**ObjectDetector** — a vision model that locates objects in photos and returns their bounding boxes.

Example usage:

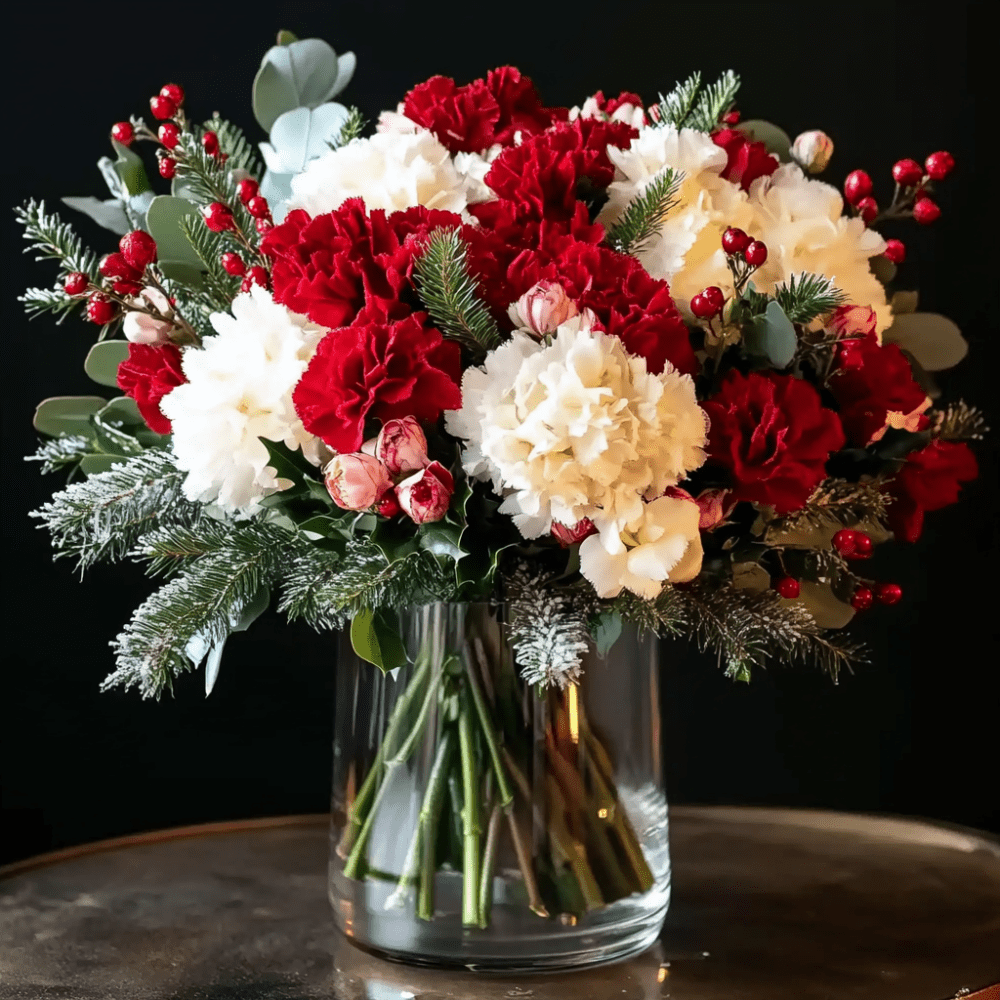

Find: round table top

[1,806,998,999]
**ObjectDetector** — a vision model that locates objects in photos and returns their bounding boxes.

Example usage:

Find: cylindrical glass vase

[329,603,669,971]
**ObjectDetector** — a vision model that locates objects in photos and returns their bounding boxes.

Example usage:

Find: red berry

[883,239,906,265]
[246,195,271,219]
[892,158,924,187]
[119,230,158,271]
[113,279,144,296]
[690,293,715,318]
[843,169,873,205]
[832,529,857,555]
[63,272,89,296]
[875,582,903,606]
[241,266,269,292]
[220,252,247,277]
[236,178,259,204]
[86,293,116,325]
[702,286,725,313]
[721,110,741,125]
[159,83,185,106]
[852,532,873,558]
[744,240,768,267]
[924,151,954,181]
[377,491,402,518]
[254,217,274,235]
[202,131,219,156]
[856,196,878,223]
[158,122,180,149]
[912,197,941,225]
[99,252,141,282]
[722,227,750,255]
[158,156,177,179]
[850,586,874,611]
[150,95,178,121]
[110,122,134,146]
[202,202,235,232]
[774,576,801,599]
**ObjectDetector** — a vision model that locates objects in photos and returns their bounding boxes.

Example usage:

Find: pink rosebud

[551,518,597,547]
[122,287,174,344]
[508,280,579,337]
[376,416,430,477]
[324,453,392,510]
[828,305,877,340]
[396,461,454,524]
[693,489,732,531]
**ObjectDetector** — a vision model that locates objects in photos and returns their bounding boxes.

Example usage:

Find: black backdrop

[2,2,997,867]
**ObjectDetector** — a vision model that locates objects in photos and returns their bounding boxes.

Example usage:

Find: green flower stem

[343,665,442,881]
[463,646,514,809]
[478,803,503,927]
[446,767,465,870]
[505,805,549,918]
[416,729,454,921]
[546,775,604,910]
[457,690,481,927]
[337,657,430,858]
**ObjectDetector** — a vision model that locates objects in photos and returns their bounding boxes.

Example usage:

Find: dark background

[2,2,997,867]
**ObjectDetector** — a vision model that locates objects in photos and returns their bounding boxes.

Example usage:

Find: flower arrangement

[18,32,983,937]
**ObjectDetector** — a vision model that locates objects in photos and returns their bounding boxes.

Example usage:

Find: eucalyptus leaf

[252,39,345,132]
[792,581,855,629]
[204,586,271,695]
[90,414,144,458]
[261,103,350,175]
[62,196,130,235]
[890,290,919,315]
[275,29,298,46]
[884,312,968,371]
[80,454,125,476]
[590,609,623,657]
[98,140,151,199]
[259,170,294,221]
[350,607,407,674]
[99,396,144,427]
[84,341,130,388]
[737,119,792,161]
[731,560,771,593]
[745,300,797,368]
[870,254,897,285]
[331,51,356,97]
[34,396,107,438]
[145,195,205,281]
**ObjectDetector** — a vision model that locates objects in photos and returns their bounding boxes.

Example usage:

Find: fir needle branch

[605,167,683,256]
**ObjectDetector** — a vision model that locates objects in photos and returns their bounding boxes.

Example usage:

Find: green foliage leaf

[61,196,131,235]
[884,312,968,371]
[351,607,407,674]
[33,396,107,438]
[791,581,855,629]
[102,140,152,197]
[590,609,623,657]
[253,38,352,132]
[79,454,125,475]
[745,300,797,368]
[260,103,351,174]
[84,341,129,388]
[146,196,205,282]
[736,120,792,161]
[870,254,897,286]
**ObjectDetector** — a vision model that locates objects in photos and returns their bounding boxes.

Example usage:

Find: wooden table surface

[1,806,998,999]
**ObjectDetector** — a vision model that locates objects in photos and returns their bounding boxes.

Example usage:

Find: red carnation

[480,118,637,223]
[712,128,779,191]
[467,229,696,375]
[884,440,978,542]
[261,201,463,328]
[116,342,185,435]
[293,312,462,453]
[485,66,564,144]
[828,333,929,445]
[402,75,500,154]
[702,371,846,514]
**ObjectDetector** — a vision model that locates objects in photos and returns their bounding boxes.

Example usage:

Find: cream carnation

[580,493,703,599]
[287,130,469,216]
[445,314,708,540]
[161,287,326,514]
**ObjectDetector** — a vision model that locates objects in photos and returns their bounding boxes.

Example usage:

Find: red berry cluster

[66,230,159,325]
[690,285,725,319]
[843,150,954,233]
[830,529,903,611]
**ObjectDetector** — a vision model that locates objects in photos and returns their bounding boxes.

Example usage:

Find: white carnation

[161,287,327,514]
[445,314,708,540]
[287,130,470,217]
[580,494,703,600]
[452,144,502,205]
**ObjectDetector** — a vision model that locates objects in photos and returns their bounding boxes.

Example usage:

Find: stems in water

[457,689,481,926]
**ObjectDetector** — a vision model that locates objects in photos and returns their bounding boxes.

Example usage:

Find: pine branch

[20,286,81,323]
[932,401,989,441]
[687,71,741,132]
[30,451,199,571]
[25,435,92,475]
[413,228,503,356]
[507,564,593,689]
[773,273,847,325]
[177,214,241,312]
[651,72,702,128]
[605,167,683,256]
[130,519,234,577]
[613,587,685,637]
[104,521,286,699]
[337,106,366,144]
[768,479,890,535]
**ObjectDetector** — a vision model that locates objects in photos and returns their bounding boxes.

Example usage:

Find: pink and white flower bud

[508,281,579,337]
[122,287,174,344]
[376,416,430,476]
[324,453,392,510]
[396,461,454,524]
[829,304,878,341]
[550,518,597,547]
[693,489,732,531]
[791,130,834,174]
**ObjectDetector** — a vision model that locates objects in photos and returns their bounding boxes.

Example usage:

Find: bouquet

[18,32,983,936]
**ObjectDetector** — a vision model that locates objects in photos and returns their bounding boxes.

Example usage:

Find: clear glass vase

[329,603,669,971]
